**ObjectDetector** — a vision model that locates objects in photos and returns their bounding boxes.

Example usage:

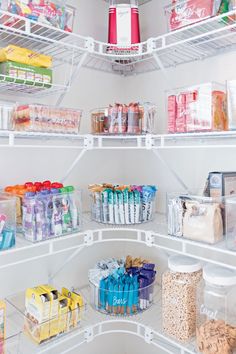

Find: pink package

[169,0,215,31]
[168,95,177,133]
[185,91,198,132]
[176,93,186,133]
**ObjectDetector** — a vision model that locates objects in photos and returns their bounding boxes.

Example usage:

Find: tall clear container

[0,193,16,251]
[162,255,202,342]
[196,265,236,354]
[167,82,228,133]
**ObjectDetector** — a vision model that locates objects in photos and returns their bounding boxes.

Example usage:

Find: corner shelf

[4,285,197,354]
[0,213,235,271]
[1,9,236,77]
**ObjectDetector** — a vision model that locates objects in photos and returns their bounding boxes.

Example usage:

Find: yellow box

[58,296,69,334]
[25,287,51,344]
[40,285,59,338]
[62,288,83,329]
[0,301,6,354]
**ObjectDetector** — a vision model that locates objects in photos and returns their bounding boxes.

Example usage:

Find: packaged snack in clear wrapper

[89,184,157,225]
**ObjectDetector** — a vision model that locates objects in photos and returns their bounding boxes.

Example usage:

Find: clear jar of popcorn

[196,265,236,354]
[162,255,202,342]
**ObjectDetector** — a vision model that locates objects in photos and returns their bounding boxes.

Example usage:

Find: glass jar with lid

[196,265,236,354]
[162,255,203,342]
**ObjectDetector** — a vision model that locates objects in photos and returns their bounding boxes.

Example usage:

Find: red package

[169,0,215,31]
[168,95,177,133]
[186,91,198,132]
[176,93,186,133]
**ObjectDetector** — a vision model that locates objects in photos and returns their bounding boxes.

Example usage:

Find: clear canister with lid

[196,265,236,354]
[162,255,203,342]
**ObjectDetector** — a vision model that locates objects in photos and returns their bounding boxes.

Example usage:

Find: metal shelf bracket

[145,327,154,344]
[84,326,94,343]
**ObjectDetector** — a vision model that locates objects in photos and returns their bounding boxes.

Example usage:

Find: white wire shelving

[0,213,235,272]
[1,9,236,78]
[1,131,236,149]
[4,285,198,354]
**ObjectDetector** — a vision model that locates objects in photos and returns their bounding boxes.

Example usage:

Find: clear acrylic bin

[0,193,16,251]
[13,104,82,134]
[226,196,236,251]
[90,280,155,316]
[6,287,85,346]
[90,186,157,225]
[0,101,14,131]
[167,82,228,133]
[164,0,225,32]
[91,103,156,135]
[22,189,82,242]
[167,192,224,244]
[227,80,236,130]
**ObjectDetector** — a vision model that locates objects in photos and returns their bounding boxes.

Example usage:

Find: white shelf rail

[1,131,236,149]
[0,215,235,272]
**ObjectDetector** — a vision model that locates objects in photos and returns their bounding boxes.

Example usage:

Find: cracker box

[61,288,83,329]
[58,295,69,334]
[25,287,51,344]
[40,285,59,338]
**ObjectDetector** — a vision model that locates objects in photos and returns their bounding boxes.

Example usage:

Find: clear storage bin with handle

[226,196,236,251]
[167,192,224,244]
[162,255,202,342]
[13,104,82,134]
[0,193,16,251]
[196,265,236,354]
[91,103,156,135]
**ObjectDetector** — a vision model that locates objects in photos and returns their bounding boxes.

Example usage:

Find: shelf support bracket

[48,245,85,283]
[61,148,87,183]
[152,149,189,192]
[144,327,154,344]
[153,53,170,87]
[56,52,88,106]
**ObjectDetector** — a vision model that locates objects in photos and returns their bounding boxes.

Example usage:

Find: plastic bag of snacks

[89,256,156,315]
[165,0,233,31]
[13,104,82,134]
[91,103,156,135]
[89,184,157,225]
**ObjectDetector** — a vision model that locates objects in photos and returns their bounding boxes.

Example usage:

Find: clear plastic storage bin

[167,82,228,133]
[0,101,14,131]
[168,192,224,244]
[0,193,16,251]
[164,0,231,32]
[89,185,157,225]
[227,80,236,130]
[22,188,82,242]
[13,104,82,134]
[226,196,236,251]
[196,265,236,354]
[91,103,156,135]
[90,279,155,316]
[6,286,85,346]
[162,255,202,342]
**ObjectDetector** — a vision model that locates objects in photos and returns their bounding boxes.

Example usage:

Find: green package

[0,61,52,88]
